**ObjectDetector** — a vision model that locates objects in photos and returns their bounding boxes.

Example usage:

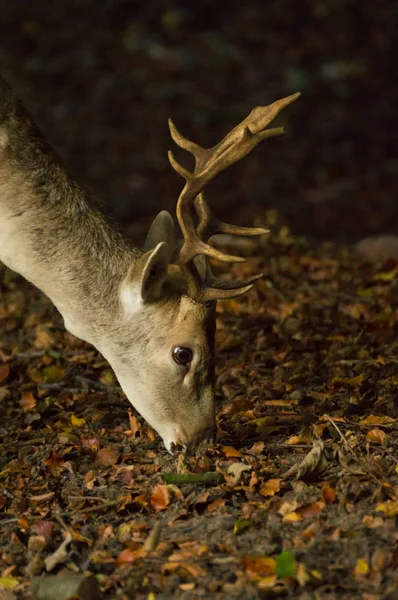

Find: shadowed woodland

[0,1,397,599]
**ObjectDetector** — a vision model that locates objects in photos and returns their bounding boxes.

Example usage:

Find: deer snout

[170,424,217,452]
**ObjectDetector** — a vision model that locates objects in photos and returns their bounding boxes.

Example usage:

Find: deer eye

[172,346,193,366]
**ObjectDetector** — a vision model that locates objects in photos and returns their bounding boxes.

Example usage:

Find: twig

[325,415,383,486]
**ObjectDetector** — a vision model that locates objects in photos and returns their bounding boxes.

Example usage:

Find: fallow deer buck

[0,74,299,451]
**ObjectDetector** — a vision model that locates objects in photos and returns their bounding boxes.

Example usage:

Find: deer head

[101,92,300,452]
[0,75,299,453]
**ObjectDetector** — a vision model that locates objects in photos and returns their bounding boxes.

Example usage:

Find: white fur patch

[119,281,143,315]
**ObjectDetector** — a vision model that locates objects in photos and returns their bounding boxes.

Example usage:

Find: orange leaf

[19,392,36,411]
[95,448,119,466]
[151,484,170,512]
[297,501,325,519]
[117,548,142,565]
[207,498,227,512]
[243,556,276,579]
[322,484,337,504]
[222,446,243,458]
[259,479,281,497]
[0,364,10,384]
[366,428,386,444]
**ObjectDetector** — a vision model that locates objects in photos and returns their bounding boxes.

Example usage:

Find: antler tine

[168,92,300,301]
[195,193,269,240]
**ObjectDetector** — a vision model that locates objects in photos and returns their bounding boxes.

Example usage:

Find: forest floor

[0,230,397,600]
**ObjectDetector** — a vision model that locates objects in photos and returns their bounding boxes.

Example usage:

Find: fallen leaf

[222,445,243,458]
[275,550,296,578]
[71,414,86,427]
[234,519,250,534]
[322,483,337,504]
[243,556,276,579]
[0,364,10,385]
[207,498,227,512]
[283,440,327,480]
[0,576,19,592]
[95,448,119,466]
[360,415,396,426]
[19,391,36,411]
[375,500,398,517]
[227,462,251,485]
[353,559,370,577]
[151,484,170,512]
[259,478,281,497]
[366,428,387,444]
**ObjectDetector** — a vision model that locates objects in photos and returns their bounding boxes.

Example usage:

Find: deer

[0,74,299,451]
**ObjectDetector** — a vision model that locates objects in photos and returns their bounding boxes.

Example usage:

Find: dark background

[0,0,396,243]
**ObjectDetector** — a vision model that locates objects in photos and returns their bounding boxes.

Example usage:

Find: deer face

[105,292,217,452]
[94,215,217,452]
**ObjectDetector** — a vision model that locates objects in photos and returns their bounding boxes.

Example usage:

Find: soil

[1,232,397,599]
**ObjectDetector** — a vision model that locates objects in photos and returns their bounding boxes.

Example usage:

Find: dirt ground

[1,231,397,599]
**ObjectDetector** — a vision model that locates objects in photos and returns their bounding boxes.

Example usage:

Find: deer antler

[168,92,300,302]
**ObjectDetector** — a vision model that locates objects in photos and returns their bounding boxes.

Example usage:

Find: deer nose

[172,424,217,450]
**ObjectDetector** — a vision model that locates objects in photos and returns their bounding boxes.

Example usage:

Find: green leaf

[42,365,64,383]
[275,550,296,578]
[234,519,250,534]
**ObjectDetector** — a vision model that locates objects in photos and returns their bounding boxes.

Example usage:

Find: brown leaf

[0,364,10,384]
[259,478,281,497]
[222,445,243,458]
[283,440,327,480]
[360,415,396,426]
[321,483,337,504]
[95,448,119,466]
[207,498,227,512]
[243,556,276,579]
[19,391,36,411]
[366,428,386,444]
[151,484,170,512]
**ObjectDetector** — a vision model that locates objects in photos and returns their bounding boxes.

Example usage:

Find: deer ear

[144,211,175,254]
[121,242,171,307]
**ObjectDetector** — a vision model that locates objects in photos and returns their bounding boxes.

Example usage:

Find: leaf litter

[0,230,398,599]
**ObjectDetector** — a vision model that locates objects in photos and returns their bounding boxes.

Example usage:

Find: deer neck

[0,94,142,344]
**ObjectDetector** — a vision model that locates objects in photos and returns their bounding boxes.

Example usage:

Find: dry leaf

[95,448,119,466]
[227,462,251,485]
[151,484,170,512]
[366,428,387,444]
[207,498,227,512]
[321,483,337,504]
[259,478,281,497]
[19,391,36,411]
[283,440,327,479]
[222,445,243,458]
[0,364,10,385]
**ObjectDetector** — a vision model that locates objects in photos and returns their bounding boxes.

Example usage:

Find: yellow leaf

[257,575,277,589]
[71,414,86,427]
[373,271,397,281]
[375,500,398,517]
[353,559,369,577]
[0,575,19,589]
[360,415,396,426]
[282,511,302,523]
[310,569,322,580]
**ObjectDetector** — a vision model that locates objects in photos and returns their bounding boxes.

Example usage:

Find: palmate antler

[168,92,300,302]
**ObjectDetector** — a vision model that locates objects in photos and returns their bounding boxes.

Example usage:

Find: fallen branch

[163,472,223,485]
